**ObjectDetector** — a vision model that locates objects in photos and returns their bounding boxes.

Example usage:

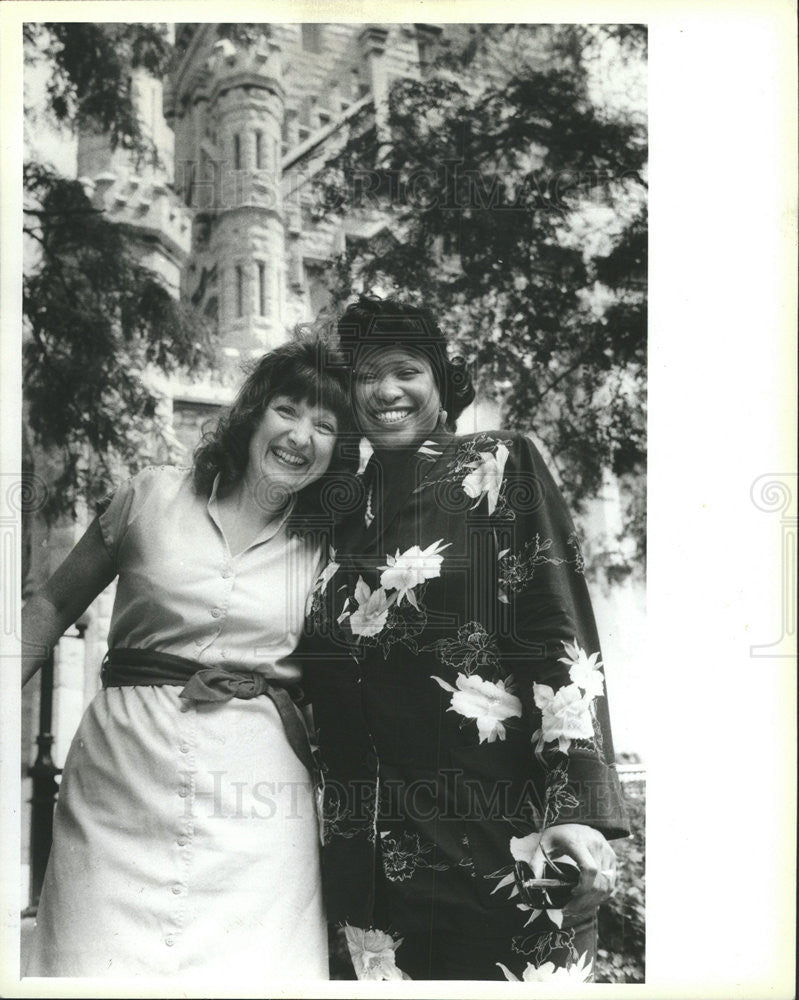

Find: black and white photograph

[0,2,795,998]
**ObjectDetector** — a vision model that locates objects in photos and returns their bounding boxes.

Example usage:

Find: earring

[438,407,449,427]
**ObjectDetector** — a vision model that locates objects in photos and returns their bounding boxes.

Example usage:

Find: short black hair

[336,295,476,429]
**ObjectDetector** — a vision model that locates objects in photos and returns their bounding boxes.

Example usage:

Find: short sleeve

[97,468,160,567]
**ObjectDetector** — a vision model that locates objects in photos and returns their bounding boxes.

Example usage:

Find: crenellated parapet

[79,171,192,292]
[206,38,284,105]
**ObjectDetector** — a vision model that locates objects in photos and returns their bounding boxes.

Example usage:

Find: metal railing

[22,647,62,916]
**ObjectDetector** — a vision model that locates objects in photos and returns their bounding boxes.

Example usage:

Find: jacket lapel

[355,430,455,556]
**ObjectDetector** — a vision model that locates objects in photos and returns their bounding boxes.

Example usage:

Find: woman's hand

[513,823,617,915]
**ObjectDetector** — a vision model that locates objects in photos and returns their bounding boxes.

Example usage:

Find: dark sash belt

[102,647,315,775]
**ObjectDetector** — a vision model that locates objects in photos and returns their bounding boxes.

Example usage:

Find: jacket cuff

[549,754,630,840]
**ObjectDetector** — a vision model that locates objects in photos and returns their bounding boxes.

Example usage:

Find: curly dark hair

[335,294,476,430]
[192,340,360,531]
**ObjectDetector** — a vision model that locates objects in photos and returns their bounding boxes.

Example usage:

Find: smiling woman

[193,341,357,528]
[210,392,343,558]
[304,296,628,982]
[21,339,358,979]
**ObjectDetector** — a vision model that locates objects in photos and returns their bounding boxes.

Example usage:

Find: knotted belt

[101,647,315,775]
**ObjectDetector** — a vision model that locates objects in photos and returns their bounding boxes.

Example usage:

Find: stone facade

[163,23,432,352]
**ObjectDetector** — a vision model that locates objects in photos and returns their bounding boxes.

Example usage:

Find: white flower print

[461,442,509,515]
[432,673,522,743]
[558,637,605,699]
[506,832,576,926]
[532,682,594,753]
[417,438,444,459]
[520,904,564,929]
[379,830,451,881]
[315,556,340,594]
[343,925,408,981]
[379,538,450,609]
[345,577,395,638]
[307,553,339,610]
[509,830,542,866]
[487,858,564,928]
[497,951,593,983]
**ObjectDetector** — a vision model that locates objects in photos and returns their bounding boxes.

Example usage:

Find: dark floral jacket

[303,429,629,961]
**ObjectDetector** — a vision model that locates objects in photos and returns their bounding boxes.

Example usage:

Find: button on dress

[26,467,328,980]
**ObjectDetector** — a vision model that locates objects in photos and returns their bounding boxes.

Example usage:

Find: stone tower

[165,30,287,352]
[164,23,429,358]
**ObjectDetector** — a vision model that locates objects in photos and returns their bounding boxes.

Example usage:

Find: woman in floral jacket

[305,295,629,981]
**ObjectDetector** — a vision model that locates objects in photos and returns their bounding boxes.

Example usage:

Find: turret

[169,28,288,352]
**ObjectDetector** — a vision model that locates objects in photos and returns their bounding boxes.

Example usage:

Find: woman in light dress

[22,341,355,980]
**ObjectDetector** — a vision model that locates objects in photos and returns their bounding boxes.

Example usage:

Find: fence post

[23,643,63,915]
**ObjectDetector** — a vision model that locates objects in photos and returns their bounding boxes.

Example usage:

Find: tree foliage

[23,164,213,519]
[313,24,647,564]
[23,24,214,520]
[24,22,173,162]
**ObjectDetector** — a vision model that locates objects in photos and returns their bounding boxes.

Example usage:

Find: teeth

[273,447,307,467]
[375,410,411,424]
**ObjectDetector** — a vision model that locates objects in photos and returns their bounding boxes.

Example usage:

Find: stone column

[359,26,391,143]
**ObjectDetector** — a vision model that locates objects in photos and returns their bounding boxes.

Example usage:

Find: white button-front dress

[25,466,329,981]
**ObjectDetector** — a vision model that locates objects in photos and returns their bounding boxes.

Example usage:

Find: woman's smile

[270,444,309,467]
[372,408,414,425]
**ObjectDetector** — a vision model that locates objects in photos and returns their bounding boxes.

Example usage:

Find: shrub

[596,778,646,983]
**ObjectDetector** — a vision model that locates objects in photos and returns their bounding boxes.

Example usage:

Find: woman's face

[247,394,339,498]
[353,346,442,450]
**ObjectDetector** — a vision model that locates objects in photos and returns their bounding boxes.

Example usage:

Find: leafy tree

[23,163,211,519]
[23,23,172,162]
[313,24,647,566]
[23,24,214,520]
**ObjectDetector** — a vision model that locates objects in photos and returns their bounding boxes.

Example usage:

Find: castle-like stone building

[72,23,471,452]
[66,20,571,459]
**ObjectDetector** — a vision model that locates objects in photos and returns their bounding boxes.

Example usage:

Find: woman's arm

[483,434,629,913]
[489,433,628,834]
[22,517,116,688]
